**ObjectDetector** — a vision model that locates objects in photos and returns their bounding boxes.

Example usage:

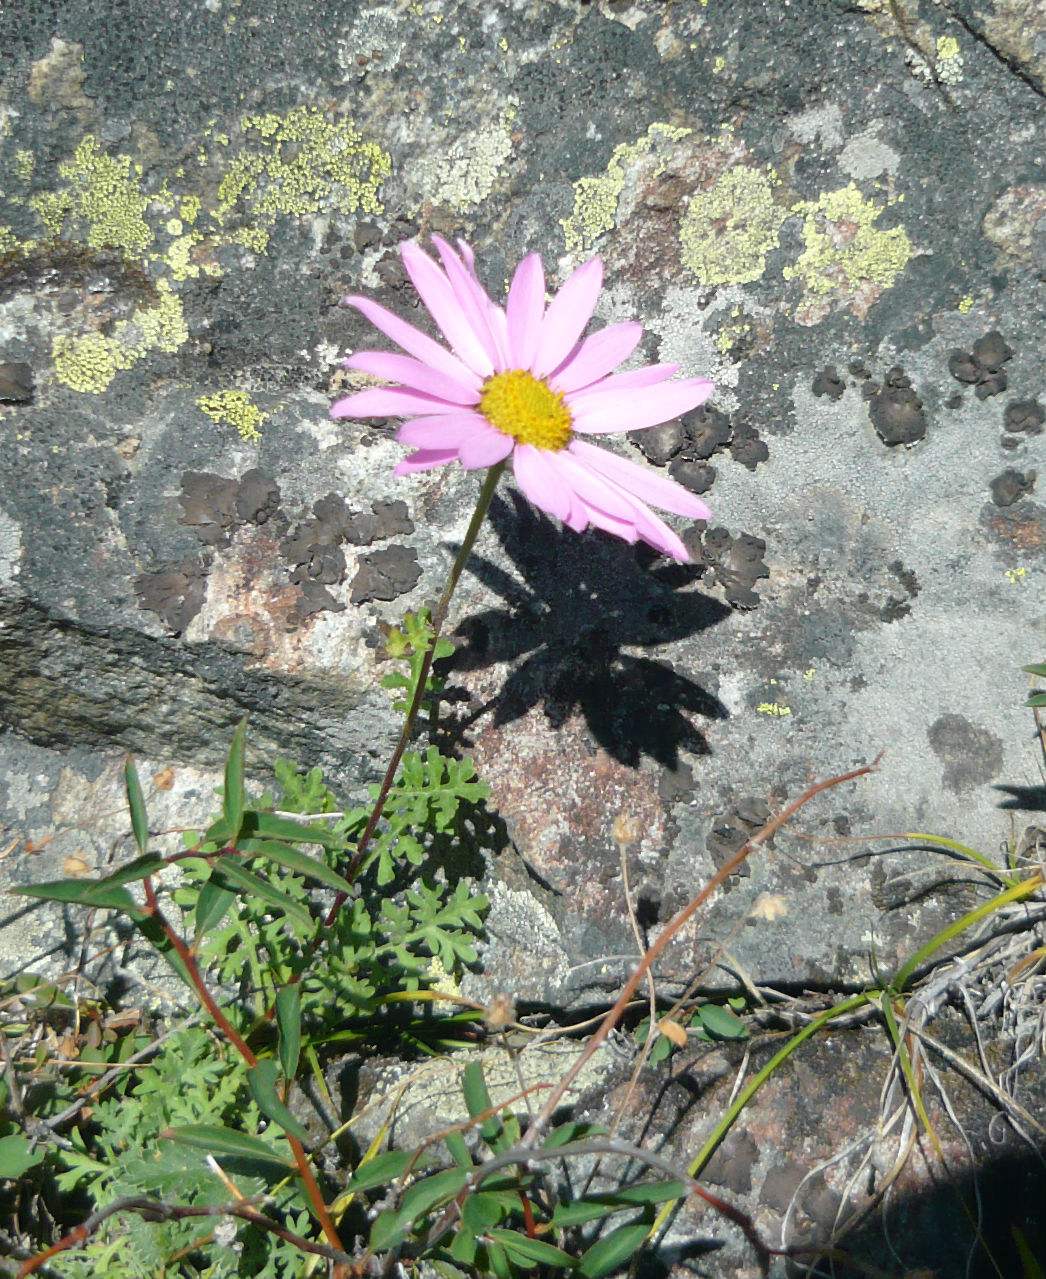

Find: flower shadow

[447,491,731,769]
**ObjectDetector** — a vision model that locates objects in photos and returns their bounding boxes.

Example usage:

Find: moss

[783,182,912,299]
[215,105,390,229]
[679,165,787,286]
[562,122,691,254]
[196,389,267,443]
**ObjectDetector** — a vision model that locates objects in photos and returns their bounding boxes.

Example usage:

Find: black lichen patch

[683,525,770,610]
[948,331,1013,400]
[868,367,926,446]
[705,796,771,877]
[351,545,421,603]
[134,559,209,634]
[990,468,1037,507]
[629,401,767,493]
[927,714,1004,793]
[879,558,921,622]
[812,366,846,401]
[0,361,33,402]
[1005,399,1045,435]
[178,472,245,547]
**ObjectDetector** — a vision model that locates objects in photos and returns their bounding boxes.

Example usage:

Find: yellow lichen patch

[215,105,390,232]
[0,226,16,254]
[179,195,201,225]
[757,702,792,717]
[53,331,134,393]
[935,34,964,84]
[52,281,188,393]
[13,150,34,182]
[958,294,974,313]
[680,165,788,286]
[197,389,268,444]
[39,135,153,255]
[783,182,912,321]
[562,122,691,254]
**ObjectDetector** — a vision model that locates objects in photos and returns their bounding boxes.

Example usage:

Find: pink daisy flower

[331,237,714,562]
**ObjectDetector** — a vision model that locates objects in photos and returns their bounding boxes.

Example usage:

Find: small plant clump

[3,241,1045,1279]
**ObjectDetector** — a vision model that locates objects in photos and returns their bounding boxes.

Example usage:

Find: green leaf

[223,717,248,840]
[102,854,167,886]
[487,1229,575,1268]
[450,1227,479,1265]
[345,1149,413,1192]
[124,755,149,856]
[460,1192,502,1233]
[551,1181,685,1228]
[1029,693,1046,707]
[398,1167,469,1225]
[577,1222,652,1279]
[370,1209,406,1252]
[275,985,302,1079]
[1021,663,1046,677]
[12,878,146,918]
[246,1059,310,1142]
[162,1123,291,1171]
[246,810,350,852]
[0,1132,45,1179]
[461,1061,500,1143]
[487,1239,512,1279]
[543,1121,608,1149]
[444,1129,473,1169]
[210,858,314,930]
[193,877,236,938]
[695,1004,748,1040]
[233,838,355,896]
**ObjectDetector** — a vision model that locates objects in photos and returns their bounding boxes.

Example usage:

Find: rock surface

[1,0,1044,1272]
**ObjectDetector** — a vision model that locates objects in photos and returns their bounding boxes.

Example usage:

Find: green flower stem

[325,461,506,915]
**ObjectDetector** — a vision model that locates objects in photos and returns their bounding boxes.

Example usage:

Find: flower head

[331,237,714,561]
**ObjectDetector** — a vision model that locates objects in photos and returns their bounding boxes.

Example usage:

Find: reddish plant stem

[139,876,345,1265]
[520,754,883,1145]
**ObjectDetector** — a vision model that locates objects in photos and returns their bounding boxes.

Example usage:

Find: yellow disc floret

[479,369,572,451]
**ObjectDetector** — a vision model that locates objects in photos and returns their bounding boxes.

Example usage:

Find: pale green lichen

[423,112,514,211]
[679,165,788,286]
[0,226,16,253]
[562,122,691,254]
[41,135,153,254]
[196,389,267,443]
[783,182,912,299]
[216,105,390,231]
[958,294,974,313]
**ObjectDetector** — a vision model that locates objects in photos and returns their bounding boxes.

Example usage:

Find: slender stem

[324,462,505,916]
[139,877,344,1260]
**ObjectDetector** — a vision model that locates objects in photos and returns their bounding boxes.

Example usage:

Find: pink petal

[561,449,689,557]
[569,439,712,519]
[432,235,511,369]
[345,296,475,385]
[532,257,604,378]
[458,428,515,470]
[511,444,575,523]
[396,412,491,447]
[505,253,546,370]
[394,448,459,474]
[567,364,680,408]
[548,322,643,393]
[345,351,481,405]
[400,241,496,377]
[331,386,471,419]
[570,377,714,434]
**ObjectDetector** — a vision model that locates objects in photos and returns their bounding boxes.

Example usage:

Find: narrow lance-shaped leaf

[577,1221,653,1279]
[246,1059,310,1142]
[223,717,248,841]
[276,984,302,1079]
[124,755,149,857]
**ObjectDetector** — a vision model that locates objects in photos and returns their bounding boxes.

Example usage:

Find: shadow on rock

[448,492,731,769]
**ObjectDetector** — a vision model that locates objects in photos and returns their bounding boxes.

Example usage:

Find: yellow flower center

[478,369,573,451]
